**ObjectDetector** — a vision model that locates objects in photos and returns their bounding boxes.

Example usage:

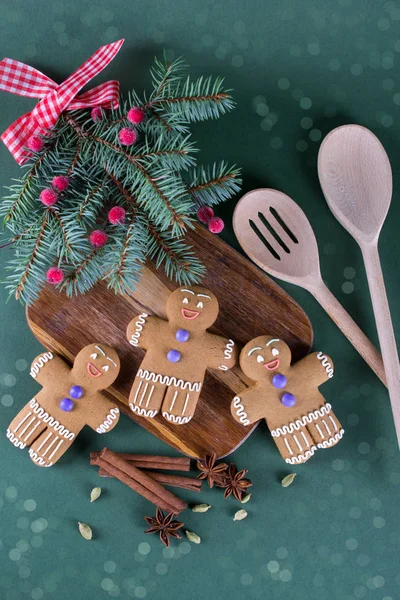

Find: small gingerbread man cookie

[7,344,121,467]
[127,286,238,424]
[231,336,344,464]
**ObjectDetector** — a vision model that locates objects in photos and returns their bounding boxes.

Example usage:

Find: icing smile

[87,362,102,377]
[181,308,200,320]
[264,359,280,371]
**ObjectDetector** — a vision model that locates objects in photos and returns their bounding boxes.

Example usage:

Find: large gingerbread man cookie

[127,286,238,424]
[231,336,344,464]
[6,344,121,467]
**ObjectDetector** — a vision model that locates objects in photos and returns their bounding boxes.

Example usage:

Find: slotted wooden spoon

[233,188,386,386]
[318,124,400,445]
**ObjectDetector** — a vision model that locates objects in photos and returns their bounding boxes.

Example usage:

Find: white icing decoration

[162,411,191,425]
[248,346,262,356]
[232,396,250,425]
[28,399,75,440]
[129,313,148,347]
[6,429,26,449]
[96,408,120,433]
[317,351,334,378]
[285,446,317,464]
[30,352,53,378]
[182,393,190,416]
[137,369,202,392]
[28,448,50,466]
[130,404,158,418]
[218,339,235,371]
[322,419,331,435]
[224,339,235,361]
[317,429,344,448]
[270,403,333,437]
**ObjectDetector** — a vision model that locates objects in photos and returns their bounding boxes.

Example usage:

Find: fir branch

[14,213,48,300]
[104,212,146,294]
[105,170,137,208]
[1,53,241,303]
[51,210,72,256]
[67,139,82,176]
[77,182,105,223]
[187,163,242,207]
[4,149,50,223]
[146,107,173,132]
[61,249,104,297]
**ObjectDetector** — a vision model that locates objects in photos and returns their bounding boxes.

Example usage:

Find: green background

[1,1,400,599]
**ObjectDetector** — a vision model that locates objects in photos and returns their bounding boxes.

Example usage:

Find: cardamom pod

[191,504,211,513]
[281,473,296,487]
[185,530,201,544]
[90,487,101,503]
[233,509,248,521]
[241,493,251,504]
[78,522,93,540]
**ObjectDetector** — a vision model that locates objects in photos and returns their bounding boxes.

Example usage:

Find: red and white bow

[0,39,124,164]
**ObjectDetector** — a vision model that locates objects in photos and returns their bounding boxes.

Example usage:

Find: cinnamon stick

[90,452,191,472]
[97,467,202,492]
[93,448,187,514]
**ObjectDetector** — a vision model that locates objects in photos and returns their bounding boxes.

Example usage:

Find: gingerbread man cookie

[127,286,238,424]
[231,336,344,464]
[7,344,121,467]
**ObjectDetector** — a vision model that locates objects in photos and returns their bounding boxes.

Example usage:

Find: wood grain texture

[233,188,387,386]
[26,223,313,458]
[318,124,400,446]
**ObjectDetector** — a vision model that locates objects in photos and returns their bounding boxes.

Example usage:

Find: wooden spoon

[318,124,400,445]
[233,188,386,386]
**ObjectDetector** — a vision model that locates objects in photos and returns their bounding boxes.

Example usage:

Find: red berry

[46,266,64,284]
[52,176,69,192]
[39,188,58,207]
[197,206,214,224]
[208,216,225,234]
[119,127,137,146]
[91,107,103,122]
[27,135,44,153]
[127,107,145,124]
[89,230,108,248]
[108,206,126,225]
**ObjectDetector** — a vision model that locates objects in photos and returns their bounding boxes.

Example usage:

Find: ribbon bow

[0,39,124,164]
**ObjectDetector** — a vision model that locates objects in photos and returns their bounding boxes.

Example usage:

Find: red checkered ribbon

[0,39,124,164]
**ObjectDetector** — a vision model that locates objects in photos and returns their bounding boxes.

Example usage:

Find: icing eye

[256,355,264,363]
[272,348,279,357]
[90,353,98,359]
[102,365,109,372]
[197,301,203,309]
[183,297,188,304]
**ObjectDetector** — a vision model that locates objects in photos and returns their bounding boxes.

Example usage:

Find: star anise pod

[196,452,228,488]
[144,508,184,547]
[220,463,252,501]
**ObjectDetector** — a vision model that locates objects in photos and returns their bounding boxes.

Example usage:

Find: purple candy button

[69,385,83,399]
[167,349,181,363]
[176,329,190,343]
[272,373,287,389]
[60,397,74,412]
[281,393,296,408]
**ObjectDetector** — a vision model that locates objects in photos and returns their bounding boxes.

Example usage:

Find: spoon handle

[310,281,387,386]
[361,242,400,445]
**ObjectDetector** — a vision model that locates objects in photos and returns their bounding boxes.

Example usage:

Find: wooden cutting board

[26,223,313,458]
